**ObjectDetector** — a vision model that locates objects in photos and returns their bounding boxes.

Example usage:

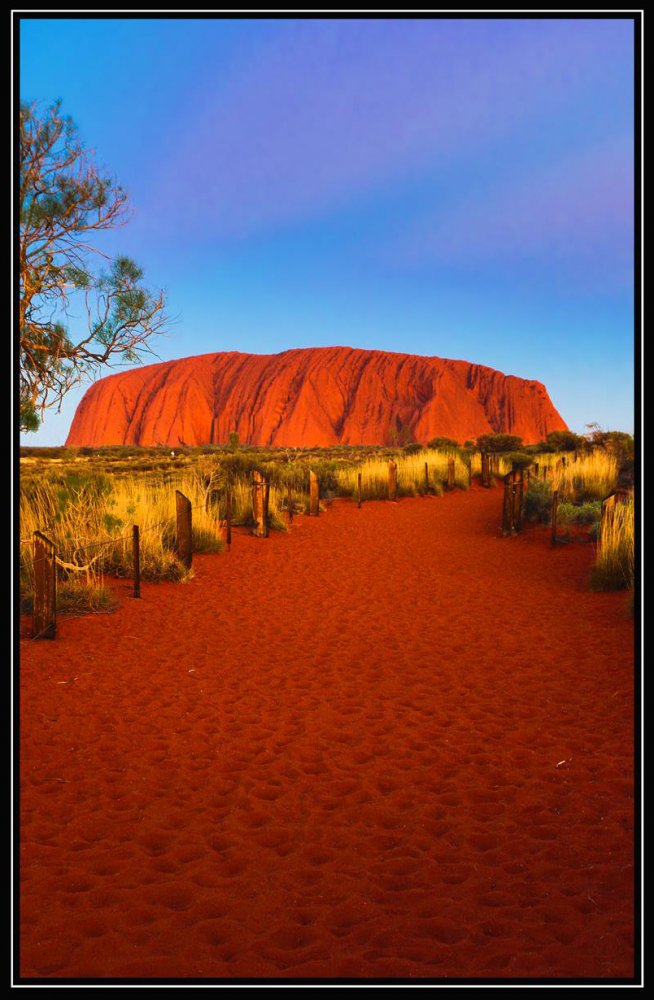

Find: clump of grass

[19,469,229,615]
[57,580,115,615]
[20,579,115,617]
[335,448,470,499]
[590,499,634,591]
[539,449,619,501]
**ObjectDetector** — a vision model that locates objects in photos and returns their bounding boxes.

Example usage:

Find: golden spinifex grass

[19,464,294,611]
[335,448,475,500]
[538,450,618,500]
[20,471,221,611]
[590,497,635,591]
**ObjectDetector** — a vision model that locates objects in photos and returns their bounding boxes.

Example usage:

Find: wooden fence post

[357,472,362,509]
[287,482,294,524]
[601,493,614,537]
[551,489,559,545]
[481,452,491,488]
[467,459,472,488]
[309,470,320,516]
[600,489,631,536]
[502,468,524,536]
[225,488,232,548]
[175,490,193,567]
[424,462,429,494]
[33,531,56,639]
[132,525,141,598]
[388,460,397,501]
[513,467,524,533]
[252,471,268,536]
[502,474,513,536]
[263,478,270,533]
[533,462,539,478]
[447,456,455,491]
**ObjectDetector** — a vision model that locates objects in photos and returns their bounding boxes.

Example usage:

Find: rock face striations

[66,346,567,447]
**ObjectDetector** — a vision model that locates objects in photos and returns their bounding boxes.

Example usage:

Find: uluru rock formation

[66,346,567,447]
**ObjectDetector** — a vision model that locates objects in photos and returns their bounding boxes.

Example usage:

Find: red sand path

[19,487,635,980]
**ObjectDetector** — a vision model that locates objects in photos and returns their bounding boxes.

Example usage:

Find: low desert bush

[557,500,602,526]
[523,479,553,524]
[426,436,460,451]
[504,452,533,470]
[476,433,523,454]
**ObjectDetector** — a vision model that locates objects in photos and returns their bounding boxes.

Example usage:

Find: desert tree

[475,433,524,454]
[19,99,169,430]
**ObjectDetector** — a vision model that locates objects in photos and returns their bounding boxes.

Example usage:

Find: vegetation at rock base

[475,433,524,454]
[20,438,634,613]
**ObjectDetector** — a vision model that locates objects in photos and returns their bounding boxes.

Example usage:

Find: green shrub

[557,501,602,526]
[476,433,523,453]
[546,430,586,452]
[504,452,533,469]
[523,479,552,523]
[426,437,460,451]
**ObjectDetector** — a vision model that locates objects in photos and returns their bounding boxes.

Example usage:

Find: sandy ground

[19,487,635,981]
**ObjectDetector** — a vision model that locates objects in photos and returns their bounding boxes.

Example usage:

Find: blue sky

[20,16,635,444]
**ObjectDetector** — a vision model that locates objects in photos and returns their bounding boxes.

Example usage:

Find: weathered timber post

[357,472,362,509]
[601,493,615,537]
[424,462,430,494]
[447,456,456,491]
[513,467,524,533]
[175,490,193,567]
[533,462,539,478]
[252,471,268,536]
[467,459,473,488]
[551,489,559,545]
[388,460,397,501]
[225,489,232,548]
[33,531,56,639]
[263,478,270,533]
[600,489,631,536]
[132,525,141,598]
[309,470,320,516]
[502,474,513,536]
[481,452,491,488]
[287,483,294,524]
